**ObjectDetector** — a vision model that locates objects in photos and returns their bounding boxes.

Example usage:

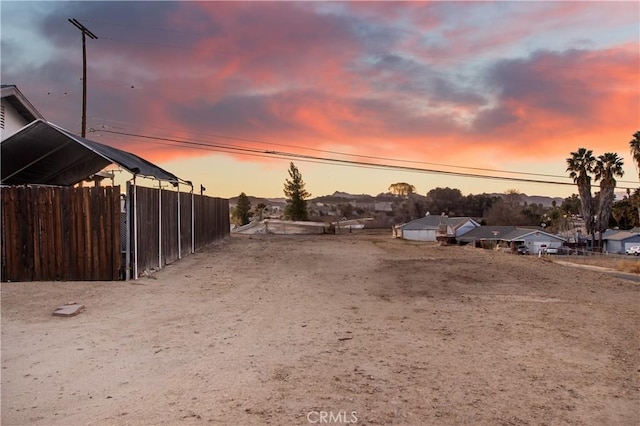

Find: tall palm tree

[566,148,596,246]
[629,131,640,180]
[594,152,624,248]
[630,188,640,227]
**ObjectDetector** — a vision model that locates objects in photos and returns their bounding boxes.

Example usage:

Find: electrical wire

[92,128,635,192]
[90,119,639,186]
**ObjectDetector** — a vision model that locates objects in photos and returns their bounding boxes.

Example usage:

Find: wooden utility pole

[69,18,97,138]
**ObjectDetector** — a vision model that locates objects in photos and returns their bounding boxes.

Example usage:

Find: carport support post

[133,175,139,280]
[158,180,162,269]
[125,182,131,281]
[177,182,181,260]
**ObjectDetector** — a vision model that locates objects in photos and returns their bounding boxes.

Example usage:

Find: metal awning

[1,119,179,185]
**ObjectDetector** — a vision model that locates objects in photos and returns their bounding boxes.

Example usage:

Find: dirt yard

[2,231,639,425]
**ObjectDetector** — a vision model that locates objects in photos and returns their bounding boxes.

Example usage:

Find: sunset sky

[2,1,639,199]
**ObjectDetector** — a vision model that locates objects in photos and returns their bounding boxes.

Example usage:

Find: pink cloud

[60,2,634,177]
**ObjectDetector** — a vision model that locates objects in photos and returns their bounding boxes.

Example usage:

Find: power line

[92,128,635,191]
[90,119,639,186]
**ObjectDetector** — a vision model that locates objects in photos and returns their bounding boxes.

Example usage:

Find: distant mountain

[228,195,286,207]
[312,192,377,204]
[229,191,565,208]
[488,193,564,208]
[329,191,372,199]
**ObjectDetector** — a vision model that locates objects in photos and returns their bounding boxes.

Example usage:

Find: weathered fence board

[1,186,121,281]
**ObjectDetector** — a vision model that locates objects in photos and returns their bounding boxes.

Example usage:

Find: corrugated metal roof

[1,119,180,185]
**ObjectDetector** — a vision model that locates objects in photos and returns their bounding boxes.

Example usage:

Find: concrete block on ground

[52,303,85,317]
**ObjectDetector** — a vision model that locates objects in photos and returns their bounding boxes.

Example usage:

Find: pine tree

[283,162,310,221]
[233,192,252,226]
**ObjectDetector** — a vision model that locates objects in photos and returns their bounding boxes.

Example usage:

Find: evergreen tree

[283,162,310,221]
[233,192,252,226]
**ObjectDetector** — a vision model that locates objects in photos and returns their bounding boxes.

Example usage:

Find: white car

[544,247,558,254]
[626,246,640,255]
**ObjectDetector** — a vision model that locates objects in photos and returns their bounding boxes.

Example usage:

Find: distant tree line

[388,184,639,233]
[231,134,640,234]
[391,187,498,224]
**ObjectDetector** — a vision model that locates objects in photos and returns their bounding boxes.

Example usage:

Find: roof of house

[1,119,180,185]
[457,226,566,243]
[397,215,479,231]
[603,230,640,242]
[1,85,44,123]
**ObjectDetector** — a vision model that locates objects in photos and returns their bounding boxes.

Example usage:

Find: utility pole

[69,18,97,138]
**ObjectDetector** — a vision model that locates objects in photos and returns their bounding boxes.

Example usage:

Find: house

[1,85,44,140]
[601,230,640,254]
[1,85,230,283]
[393,215,480,242]
[457,226,566,253]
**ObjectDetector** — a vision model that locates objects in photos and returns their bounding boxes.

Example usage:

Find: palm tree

[594,153,624,248]
[566,148,596,247]
[630,188,640,227]
[629,131,640,180]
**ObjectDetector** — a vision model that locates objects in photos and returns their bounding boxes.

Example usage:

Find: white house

[1,85,44,140]
[394,215,480,242]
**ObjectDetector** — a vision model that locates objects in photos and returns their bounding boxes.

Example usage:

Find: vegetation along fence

[1,184,229,282]
[1,185,121,281]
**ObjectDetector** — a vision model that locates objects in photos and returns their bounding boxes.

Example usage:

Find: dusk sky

[2,1,639,199]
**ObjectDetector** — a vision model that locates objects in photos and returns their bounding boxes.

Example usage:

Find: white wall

[1,100,30,140]
[402,229,437,242]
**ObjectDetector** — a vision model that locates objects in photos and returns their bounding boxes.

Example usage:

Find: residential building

[1,85,44,140]
[393,215,480,242]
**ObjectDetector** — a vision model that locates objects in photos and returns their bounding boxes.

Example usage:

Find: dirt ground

[2,231,639,425]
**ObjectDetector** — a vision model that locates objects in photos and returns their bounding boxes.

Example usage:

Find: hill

[230,191,565,208]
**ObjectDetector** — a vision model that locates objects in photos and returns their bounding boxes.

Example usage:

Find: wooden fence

[130,185,229,278]
[1,185,121,281]
[1,184,230,282]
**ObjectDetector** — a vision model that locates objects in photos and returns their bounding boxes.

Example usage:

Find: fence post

[177,182,181,260]
[158,180,162,269]
[191,187,195,253]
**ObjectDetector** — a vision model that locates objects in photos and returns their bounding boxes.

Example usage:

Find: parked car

[556,247,574,255]
[517,246,529,255]
[625,246,640,255]
[543,247,558,254]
